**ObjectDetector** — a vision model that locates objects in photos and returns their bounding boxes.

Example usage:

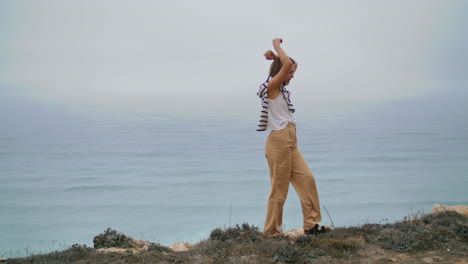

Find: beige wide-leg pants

[263,122,321,237]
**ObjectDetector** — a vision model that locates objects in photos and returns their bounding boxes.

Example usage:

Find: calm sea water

[1,95,467,257]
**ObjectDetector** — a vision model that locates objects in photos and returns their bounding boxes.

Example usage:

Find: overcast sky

[1,0,467,115]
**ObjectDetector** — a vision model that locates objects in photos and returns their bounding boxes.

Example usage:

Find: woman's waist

[268,120,296,131]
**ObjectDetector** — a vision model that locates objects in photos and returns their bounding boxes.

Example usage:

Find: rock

[432,256,443,262]
[283,227,304,238]
[95,240,190,253]
[373,257,390,263]
[132,239,150,249]
[422,257,434,263]
[169,242,191,252]
[93,239,166,254]
[431,204,468,215]
[96,247,137,254]
[389,257,398,262]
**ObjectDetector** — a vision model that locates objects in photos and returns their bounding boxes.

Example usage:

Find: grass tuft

[209,223,261,242]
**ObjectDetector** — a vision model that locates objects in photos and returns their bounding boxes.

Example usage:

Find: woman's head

[269,57,297,85]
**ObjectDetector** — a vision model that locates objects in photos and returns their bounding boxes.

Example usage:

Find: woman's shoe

[304,224,330,235]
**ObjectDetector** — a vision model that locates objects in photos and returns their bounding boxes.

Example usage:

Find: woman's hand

[264,50,277,60]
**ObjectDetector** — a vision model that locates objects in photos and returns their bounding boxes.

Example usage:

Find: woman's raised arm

[267,38,293,99]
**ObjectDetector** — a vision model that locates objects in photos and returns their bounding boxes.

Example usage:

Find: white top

[257,77,296,132]
[266,93,296,131]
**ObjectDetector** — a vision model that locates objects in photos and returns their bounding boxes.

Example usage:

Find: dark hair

[269,57,296,77]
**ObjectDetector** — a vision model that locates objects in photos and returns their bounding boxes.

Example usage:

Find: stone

[169,242,191,252]
[96,247,136,254]
[431,204,468,215]
[132,239,149,249]
[372,257,389,263]
[93,239,154,254]
[283,227,304,238]
[422,257,434,263]
[389,257,398,262]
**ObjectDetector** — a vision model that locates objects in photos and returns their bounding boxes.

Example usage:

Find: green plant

[93,228,135,249]
[209,223,261,242]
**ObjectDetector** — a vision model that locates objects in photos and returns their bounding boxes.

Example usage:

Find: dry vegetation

[4,211,467,264]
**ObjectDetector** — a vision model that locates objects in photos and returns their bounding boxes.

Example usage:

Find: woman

[257,38,329,237]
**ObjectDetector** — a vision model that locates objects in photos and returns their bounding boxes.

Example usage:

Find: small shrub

[293,235,360,259]
[209,223,261,242]
[147,242,172,253]
[422,211,467,226]
[426,211,468,242]
[68,243,93,254]
[360,223,385,237]
[93,228,135,249]
[309,237,359,257]
[313,238,357,251]
[274,245,305,264]
[370,211,468,252]
[209,228,224,240]
[294,235,313,246]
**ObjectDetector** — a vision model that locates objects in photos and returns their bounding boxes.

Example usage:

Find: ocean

[1,94,467,258]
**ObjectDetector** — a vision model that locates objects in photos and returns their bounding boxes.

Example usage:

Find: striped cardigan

[256,77,295,131]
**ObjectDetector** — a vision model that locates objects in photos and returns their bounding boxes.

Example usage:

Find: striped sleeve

[257,83,268,99]
[256,80,270,131]
[281,87,295,113]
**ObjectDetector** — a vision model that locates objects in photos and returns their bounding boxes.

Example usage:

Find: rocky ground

[2,205,467,264]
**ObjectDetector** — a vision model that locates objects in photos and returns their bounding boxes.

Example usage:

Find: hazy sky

[1,0,467,115]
